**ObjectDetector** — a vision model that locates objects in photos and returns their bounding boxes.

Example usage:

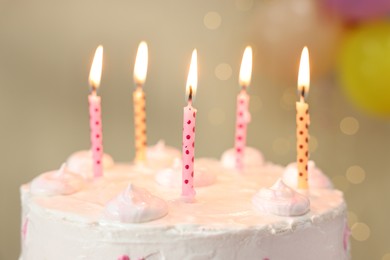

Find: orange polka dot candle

[296,47,310,190]
[88,45,104,178]
[133,42,148,163]
[235,46,252,170]
[182,49,197,202]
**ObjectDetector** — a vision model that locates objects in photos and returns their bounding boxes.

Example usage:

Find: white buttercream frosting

[66,150,114,178]
[103,184,168,223]
[21,162,348,260]
[30,164,84,196]
[155,158,218,188]
[221,147,264,169]
[146,140,181,168]
[282,161,333,189]
[252,179,310,216]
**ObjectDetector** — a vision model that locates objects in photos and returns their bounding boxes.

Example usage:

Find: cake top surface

[22,159,346,232]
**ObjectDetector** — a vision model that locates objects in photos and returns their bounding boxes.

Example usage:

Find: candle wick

[90,85,97,96]
[188,86,193,102]
[300,87,305,102]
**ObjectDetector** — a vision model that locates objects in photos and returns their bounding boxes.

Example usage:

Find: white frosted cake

[20,145,350,260]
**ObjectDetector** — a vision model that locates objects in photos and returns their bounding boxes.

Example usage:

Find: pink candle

[182,49,198,202]
[88,45,104,178]
[296,46,310,190]
[235,46,253,170]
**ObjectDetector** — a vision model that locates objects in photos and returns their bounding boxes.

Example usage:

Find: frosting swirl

[155,158,218,188]
[252,179,310,216]
[30,164,84,196]
[66,150,114,179]
[146,140,181,168]
[103,184,168,223]
[221,147,264,169]
[282,161,333,189]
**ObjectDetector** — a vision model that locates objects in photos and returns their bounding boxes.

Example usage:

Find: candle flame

[186,49,198,101]
[88,45,104,91]
[134,41,148,86]
[298,46,310,97]
[239,46,253,88]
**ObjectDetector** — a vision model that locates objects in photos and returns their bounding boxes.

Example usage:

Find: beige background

[0,0,389,259]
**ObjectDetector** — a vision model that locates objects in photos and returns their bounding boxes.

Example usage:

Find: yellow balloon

[339,22,390,117]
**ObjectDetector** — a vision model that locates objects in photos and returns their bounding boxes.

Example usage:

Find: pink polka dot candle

[235,46,253,170]
[133,41,149,163]
[88,45,104,178]
[182,49,198,202]
[296,46,310,190]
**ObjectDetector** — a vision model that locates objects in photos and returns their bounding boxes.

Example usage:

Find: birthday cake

[20,144,350,260]
[20,44,349,260]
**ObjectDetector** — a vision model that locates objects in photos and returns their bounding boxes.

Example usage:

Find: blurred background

[1,0,390,259]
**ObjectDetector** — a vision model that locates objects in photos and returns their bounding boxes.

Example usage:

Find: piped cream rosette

[30,163,84,196]
[252,179,310,216]
[221,147,265,169]
[146,140,181,168]
[103,184,168,223]
[282,161,333,189]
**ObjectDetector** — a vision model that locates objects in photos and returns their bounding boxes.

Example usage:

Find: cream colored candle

[296,46,310,190]
[133,41,148,163]
[133,87,147,162]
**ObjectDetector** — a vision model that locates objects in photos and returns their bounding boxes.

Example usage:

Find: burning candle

[88,45,104,178]
[296,46,310,190]
[182,49,198,202]
[133,41,149,163]
[235,46,253,170]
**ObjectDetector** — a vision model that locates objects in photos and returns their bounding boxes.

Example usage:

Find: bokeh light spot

[215,63,232,80]
[352,222,371,241]
[280,87,296,111]
[340,117,359,135]
[346,165,366,184]
[204,12,222,30]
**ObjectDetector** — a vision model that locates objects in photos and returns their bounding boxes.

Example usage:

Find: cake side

[20,163,350,260]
